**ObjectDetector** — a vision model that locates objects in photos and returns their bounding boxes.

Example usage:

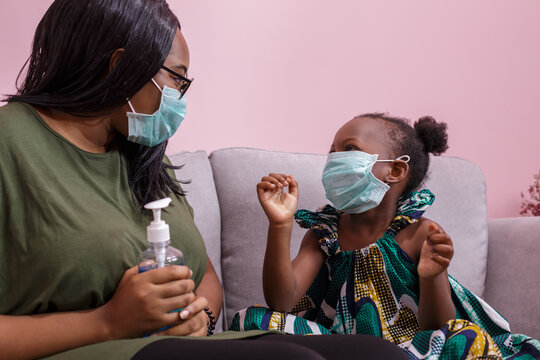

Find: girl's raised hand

[257,173,298,226]
[418,222,454,280]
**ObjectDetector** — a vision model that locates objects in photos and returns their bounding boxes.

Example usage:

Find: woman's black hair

[5,0,188,208]
[357,113,449,195]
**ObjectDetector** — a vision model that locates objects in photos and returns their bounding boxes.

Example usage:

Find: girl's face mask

[126,79,187,147]
[322,151,410,214]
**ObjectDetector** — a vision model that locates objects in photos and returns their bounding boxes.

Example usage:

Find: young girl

[230,114,540,359]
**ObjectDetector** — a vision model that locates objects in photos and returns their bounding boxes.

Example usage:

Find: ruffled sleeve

[294,205,341,256]
[385,189,435,237]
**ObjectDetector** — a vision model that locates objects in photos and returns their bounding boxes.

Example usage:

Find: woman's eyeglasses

[161,65,193,98]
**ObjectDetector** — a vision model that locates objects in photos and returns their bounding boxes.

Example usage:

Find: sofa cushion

[484,217,540,340]
[210,148,488,327]
[422,155,488,297]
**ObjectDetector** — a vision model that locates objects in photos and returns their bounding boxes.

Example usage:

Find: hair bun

[413,116,449,155]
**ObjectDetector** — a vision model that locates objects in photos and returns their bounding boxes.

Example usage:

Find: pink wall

[1,1,539,218]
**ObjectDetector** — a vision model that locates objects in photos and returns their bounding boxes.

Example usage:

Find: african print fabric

[230,189,540,359]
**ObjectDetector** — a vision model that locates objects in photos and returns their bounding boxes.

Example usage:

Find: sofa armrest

[484,217,540,339]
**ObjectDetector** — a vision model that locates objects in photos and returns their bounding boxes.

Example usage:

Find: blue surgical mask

[126,79,187,147]
[322,151,410,214]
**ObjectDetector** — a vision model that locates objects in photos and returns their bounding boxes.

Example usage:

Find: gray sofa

[169,147,540,340]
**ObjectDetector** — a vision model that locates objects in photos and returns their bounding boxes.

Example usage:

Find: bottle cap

[144,197,172,243]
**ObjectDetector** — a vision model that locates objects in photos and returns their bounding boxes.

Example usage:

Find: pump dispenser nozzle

[144,197,172,243]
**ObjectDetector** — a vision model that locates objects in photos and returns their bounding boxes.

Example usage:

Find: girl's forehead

[335,117,389,146]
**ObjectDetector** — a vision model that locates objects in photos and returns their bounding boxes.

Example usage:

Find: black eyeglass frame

[161,65,193,98]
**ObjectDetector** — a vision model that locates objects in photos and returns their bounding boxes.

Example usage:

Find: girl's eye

[345,145,358,151]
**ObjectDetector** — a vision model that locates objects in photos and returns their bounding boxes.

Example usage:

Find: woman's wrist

[94,303,122,341]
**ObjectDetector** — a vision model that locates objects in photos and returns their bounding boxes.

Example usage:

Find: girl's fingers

[258,173,296,190]
[261,176,283,188]
[428,233,452,245]
[431,254,451,267]
[431,244,454,259]
[269,173,290,186]
[287,175,299,198]
[257,181,277,191]
[427,222,439,233]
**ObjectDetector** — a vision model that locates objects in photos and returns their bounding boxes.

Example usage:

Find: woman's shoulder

[0,102,44,144]
[0,102,35,123]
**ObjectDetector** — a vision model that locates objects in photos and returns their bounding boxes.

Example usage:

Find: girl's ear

[385,160,409,184]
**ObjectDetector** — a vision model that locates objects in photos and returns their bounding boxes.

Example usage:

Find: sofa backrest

[169,150,224,331]
[172,147,488,329]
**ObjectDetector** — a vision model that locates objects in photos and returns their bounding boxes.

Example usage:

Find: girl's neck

[337,197,398,251]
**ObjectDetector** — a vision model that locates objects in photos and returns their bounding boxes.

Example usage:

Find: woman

[0,1,406,359]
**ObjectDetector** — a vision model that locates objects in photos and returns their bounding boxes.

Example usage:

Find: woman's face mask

[126,79,186,147]
[322,151,410,214]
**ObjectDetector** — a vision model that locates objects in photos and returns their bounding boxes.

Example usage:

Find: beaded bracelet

[204,307,216,336]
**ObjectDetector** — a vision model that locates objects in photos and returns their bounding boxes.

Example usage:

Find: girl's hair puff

[356,113,449,195]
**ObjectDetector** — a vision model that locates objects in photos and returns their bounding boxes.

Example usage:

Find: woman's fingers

[155,297,209,337]
[142,265,192,285]
[177,296,208,321]
[157,278,195,298]
[156,310,207,337]
[162,292,197,313]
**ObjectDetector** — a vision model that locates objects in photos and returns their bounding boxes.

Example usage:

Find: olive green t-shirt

[0,102,207,316]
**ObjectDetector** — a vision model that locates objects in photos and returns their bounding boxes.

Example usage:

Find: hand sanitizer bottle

[138,198,185,336]
[138,197,184,273]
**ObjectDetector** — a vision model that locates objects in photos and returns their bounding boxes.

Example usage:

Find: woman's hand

[417,222,454,280]
[99,265,196,339]
[154,296,209,337]
[257,173,298,226]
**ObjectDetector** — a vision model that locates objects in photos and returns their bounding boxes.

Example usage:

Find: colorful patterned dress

[230,190,540,359]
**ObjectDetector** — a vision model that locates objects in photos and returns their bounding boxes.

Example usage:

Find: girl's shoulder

[395,216,442,263]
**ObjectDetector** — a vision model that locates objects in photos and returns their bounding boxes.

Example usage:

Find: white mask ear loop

[151,78,163,92]
[376,155,410,163]
[127,78,163,113]
[396,155,410,163]
[127,99,136,113]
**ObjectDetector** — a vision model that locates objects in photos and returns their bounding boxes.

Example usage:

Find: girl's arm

[0,265,201,359]
[258,173,325,312]
[415,222,456,330]
[264,227,325,312]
